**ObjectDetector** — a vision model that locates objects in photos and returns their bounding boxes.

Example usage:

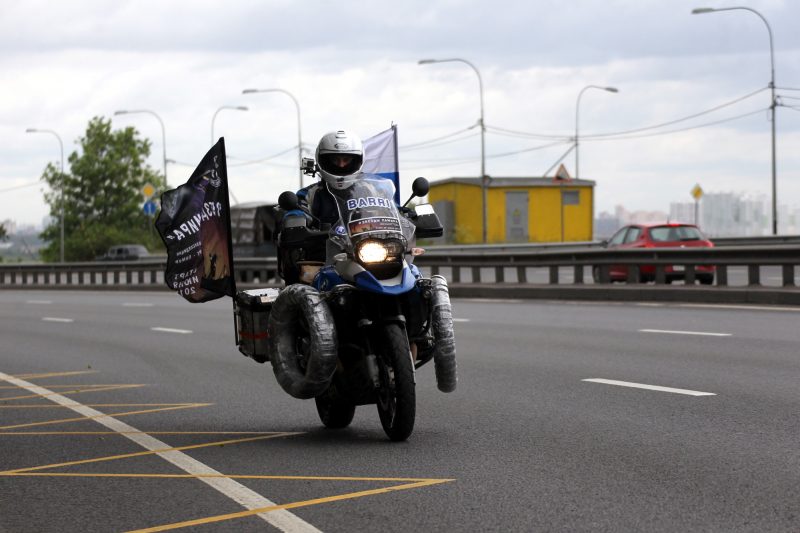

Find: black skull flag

[155,138,236,303]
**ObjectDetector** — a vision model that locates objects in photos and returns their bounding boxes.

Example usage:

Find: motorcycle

[235,173,456,441]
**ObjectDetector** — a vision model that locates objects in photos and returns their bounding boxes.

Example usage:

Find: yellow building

[427,177,596,244]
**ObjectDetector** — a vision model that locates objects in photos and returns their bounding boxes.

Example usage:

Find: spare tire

[268,284,337,399]
[430,275,457,392]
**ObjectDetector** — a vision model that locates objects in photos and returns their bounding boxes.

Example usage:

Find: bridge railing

[416,245,800,287]
[1,245,798,290]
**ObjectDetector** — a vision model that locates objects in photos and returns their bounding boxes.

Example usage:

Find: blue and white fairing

[312,174,420,295]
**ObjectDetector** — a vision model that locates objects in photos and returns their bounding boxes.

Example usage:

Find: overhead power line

[486,140,573,159]
[581,86,769,139]
[227,145,298,167]
[404,158,479,171]
[404,139,570,167]
[402,131,481,152]
[584,108,769,141]
[484,125,571,141]
[480,86,769,141]
[0,180,42,194]
[400,125,478,151]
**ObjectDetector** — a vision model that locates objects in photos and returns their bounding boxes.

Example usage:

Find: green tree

[0,222,7,241]
[39,116,166,262]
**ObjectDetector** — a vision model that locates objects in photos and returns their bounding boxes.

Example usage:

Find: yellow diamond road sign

[142,183,156,198]
[691,184,703,200]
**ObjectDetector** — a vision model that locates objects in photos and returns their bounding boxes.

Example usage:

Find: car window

[623,227,642,244]
[650,226,704,242]
[608,228,627,246]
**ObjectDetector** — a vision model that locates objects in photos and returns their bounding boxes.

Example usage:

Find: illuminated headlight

[357,241,389,263]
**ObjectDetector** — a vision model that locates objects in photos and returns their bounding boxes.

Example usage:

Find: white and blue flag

[362,125,400,204]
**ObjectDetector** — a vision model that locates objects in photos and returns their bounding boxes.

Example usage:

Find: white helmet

[315,130,364,190]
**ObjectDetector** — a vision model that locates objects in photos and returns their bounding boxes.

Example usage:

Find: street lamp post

[418,58,488,243]
[113,109,168,184]
[211,105,248,146]
[242,88,303,189]
[692,6,778,235]
[575,85,618,180]
[26,128,65,262]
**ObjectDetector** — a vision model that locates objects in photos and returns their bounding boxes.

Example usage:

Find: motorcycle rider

[297,130,364,224]
[277,130,364,283]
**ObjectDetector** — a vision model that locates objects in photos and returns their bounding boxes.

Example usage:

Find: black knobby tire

[699,274,715,286]
[315,386,356,429]
[268,284,337,399]
[376,323,416,441]
[430,276,457,393]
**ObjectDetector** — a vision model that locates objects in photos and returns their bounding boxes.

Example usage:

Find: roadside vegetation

[37,117,166,262]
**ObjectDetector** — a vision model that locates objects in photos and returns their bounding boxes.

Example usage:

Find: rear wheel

[315,385,356,429]
[699,274,715,285]
[376,323,416,441]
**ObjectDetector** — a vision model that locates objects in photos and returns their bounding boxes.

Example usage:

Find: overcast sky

[2,0,799,228]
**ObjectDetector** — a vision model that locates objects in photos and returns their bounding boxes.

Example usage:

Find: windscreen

[649,225,705,242]
[330,175,404,240]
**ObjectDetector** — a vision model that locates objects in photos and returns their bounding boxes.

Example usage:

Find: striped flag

[363,125,400,204]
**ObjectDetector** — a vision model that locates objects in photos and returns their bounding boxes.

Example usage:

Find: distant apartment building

[1,219,16,235]
[593,206,668,239]
[670,192,771,237]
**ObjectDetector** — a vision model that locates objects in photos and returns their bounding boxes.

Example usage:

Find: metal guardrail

[2,245,799,304]
[424,234,800,255]
[417,245,800,287]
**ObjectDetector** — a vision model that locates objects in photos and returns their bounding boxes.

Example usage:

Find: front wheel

[376,323,416,441]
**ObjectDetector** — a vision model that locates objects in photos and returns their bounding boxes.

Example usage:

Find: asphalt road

[1,291,799,532]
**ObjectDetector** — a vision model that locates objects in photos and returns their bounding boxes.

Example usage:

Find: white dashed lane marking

[151,327,193,334]
[452,318,471,323]
[26,300,53,304]
[639,329,731,337]
[583,378,716,396]
[122,303,155,307]
[41,317,74,323]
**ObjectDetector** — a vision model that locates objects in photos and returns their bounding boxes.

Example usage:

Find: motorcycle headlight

[356,240,389,264]
[355,239,405,280]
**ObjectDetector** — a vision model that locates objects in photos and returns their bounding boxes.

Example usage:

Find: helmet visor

[319,153,363,177]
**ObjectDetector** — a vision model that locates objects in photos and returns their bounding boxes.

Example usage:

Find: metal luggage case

[234,288,280,363]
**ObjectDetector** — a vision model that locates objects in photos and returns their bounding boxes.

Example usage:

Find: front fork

[359,297,415,390]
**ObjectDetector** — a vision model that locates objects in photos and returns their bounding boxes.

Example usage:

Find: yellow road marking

[0,384,145,401]
[0,404,195,409]
[0,384,148,390]
[1,433,300,474]
[0,431,290,436]
[0,403,211,430]
[12,370,99,380]
[128,479,454,532]
[1,472,444,482]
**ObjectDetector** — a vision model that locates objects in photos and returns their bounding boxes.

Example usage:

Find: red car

[596,223,715,284]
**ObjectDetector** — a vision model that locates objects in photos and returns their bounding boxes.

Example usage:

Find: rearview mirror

[278,191,300,211]
[412,177,429,197]
[402,177,431,207]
